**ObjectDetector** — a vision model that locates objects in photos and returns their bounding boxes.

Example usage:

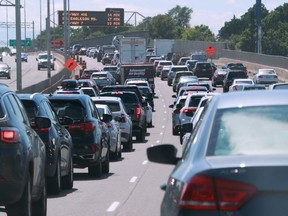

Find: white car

[229,78,254,91]
[253,69,278,84]
[91,96,133,152]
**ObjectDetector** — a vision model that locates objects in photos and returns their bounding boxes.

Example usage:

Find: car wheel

[123,136,133,152]
[136,128,145,142]
[6,175,32,216]
[61,157,74,190]
[148,120,153,127]
[88,161,102,178]
[172,127,178,136]
[118,142,122,159]
[47,156,61,194]
[7,75,11,79]
[32,178,47,216]
[38,67,40,70]
[102,151,110,174]
[180,131,184,144]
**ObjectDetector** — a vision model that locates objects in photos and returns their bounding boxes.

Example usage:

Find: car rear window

[21,100,39,120]
[50,100,85,122]
[208,105,288,156]
[94,101,120,112]
[188,96,204,107]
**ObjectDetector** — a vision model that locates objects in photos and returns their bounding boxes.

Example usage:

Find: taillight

[106,122,112,128]
[183,107,196,113]
[179,175,256,211]
[68,122,96,133]
[1,128,19,143]
[135,105,141,120]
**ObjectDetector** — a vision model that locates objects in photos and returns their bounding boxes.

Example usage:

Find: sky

[0,0,287,47]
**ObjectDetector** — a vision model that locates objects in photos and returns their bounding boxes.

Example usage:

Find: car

[178,92,207,143]
[0,84,49,215]
[169,95,188,135]
[253,68,278,84]
[241,84,266,91]
[91,96,133,152]
[47,94,110,178]
[177,56,191,65]
[102,65,120,83]
[185,59,198,71]
[55,79,85,95]
[99,91,147,142]
[95,104,122,160]
[147,90,288,216]
[156,60,173,77]
[15,52,28,62]
[86,47,97,56]
[145,103,153,127]
[222,69,248,92]
[124,79,150,88]
[0,53,2,61]
[229,78,254,91]
[223,62,249,75]
[191,53,208,61]
[173,86,209,102]
[0,62,11,79]
[167,65,189,86]
[78,78,100,95]
[18,93,74,194]
[36,52,56,70]
[81,87,98,97]
[80,68,101,79]
[211,69,228,87]
[269,82,288,90]
[91,71,116,90]
[160,65,172,80]
[101,53,114,65]
[175,75,199,93]
[192,61,214,79]
[78,47,87,55]
[138,85,155,111]
[182,80,214,93]
[172,71,195,92]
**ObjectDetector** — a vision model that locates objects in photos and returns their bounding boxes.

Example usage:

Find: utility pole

[46,0,51,78]
[63,0,68,61]
[15,0,22,91]
[256,0,262,54]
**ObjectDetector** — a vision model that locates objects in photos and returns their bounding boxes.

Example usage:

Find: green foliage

[182,25,215,42]
[149,14,178,39]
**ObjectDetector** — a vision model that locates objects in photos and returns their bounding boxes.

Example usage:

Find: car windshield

[39,54,52,59]
[208,105,288,156]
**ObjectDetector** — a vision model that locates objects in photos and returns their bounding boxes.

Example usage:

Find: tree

[182,25,215,41]
[149,14,177,39]
[167,5,193,29]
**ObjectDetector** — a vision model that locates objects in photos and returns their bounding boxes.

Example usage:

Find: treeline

[33,3,288,56]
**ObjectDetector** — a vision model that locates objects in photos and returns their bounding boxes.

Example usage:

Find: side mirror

[172,95,176,98]
[180,122,193,133]
[176,103,182,109]
[146,144,180,165]
[53,58,56,61]
[36,58,38,61]
[142,101,147,107]
[127,109,134,115]
[169,104,174,108]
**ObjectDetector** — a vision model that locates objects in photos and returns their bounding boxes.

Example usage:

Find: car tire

[172,128,178,136]
[123,136,133,152]
[136,128,145,142]
[118,143,122,159]
[102,151,110,174]
[32,178,47,216]
[88,161,102,178]
[61,157,74,190]
[38,67,40,70]
[47,157,61,194]
[148,120,153,127]
[6,175,32,216]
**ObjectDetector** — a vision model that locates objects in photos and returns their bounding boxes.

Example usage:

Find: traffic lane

[45,75,177,216]
[1,53,63,92]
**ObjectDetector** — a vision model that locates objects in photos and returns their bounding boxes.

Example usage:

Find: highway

[0,55,225,216]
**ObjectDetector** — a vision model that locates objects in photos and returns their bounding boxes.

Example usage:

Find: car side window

[88,99,99,119]
[43,100,59,123]
[5,94,29,125]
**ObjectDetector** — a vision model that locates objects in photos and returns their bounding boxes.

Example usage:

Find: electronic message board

[58,8,124,27]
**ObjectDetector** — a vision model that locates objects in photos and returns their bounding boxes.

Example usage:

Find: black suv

[46,94,110,177]
[100,91,147,142]
[0,84,49,215]
[223,69,248,92]
[18,93,74,194]
[192,62,213,79]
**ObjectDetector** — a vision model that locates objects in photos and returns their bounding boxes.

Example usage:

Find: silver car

[169,95,187,135]
[91,96,133,152]
[253,68,278,84]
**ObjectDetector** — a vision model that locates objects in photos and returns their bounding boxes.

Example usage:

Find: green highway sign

[9,38,31,47]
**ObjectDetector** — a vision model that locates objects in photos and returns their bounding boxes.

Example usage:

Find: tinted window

[94,101,121,112]
[188,96,203,107]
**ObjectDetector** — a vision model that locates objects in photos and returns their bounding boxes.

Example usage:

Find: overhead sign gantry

[58,8,124,27]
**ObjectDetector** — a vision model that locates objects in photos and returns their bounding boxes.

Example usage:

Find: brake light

[106,122,112,128]
[136,105,141,120]
[68,122,96,133]
[183,107,196,113]
[179,175,256,211]
[1,128,19,143]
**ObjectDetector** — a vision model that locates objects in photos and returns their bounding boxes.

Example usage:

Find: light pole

[46,0,51,78]
[40,0,42,50]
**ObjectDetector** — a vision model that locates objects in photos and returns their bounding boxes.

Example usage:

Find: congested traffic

[1,39,288,216]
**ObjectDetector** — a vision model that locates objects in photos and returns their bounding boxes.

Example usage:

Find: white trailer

[153,39,174,57]
[119,37,146,64]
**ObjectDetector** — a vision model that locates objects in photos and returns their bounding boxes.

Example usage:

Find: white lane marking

[130,176,138,183]
[164,111,167,114]
[162,125,165,128]
[142,160,148,165]
[160,132,163,135]
[163,118,166,121]
[163,105,166,108]
[156,140,160,143]
[107,202,120,212]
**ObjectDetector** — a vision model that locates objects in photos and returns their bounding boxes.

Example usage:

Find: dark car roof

[101,85,143,101]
